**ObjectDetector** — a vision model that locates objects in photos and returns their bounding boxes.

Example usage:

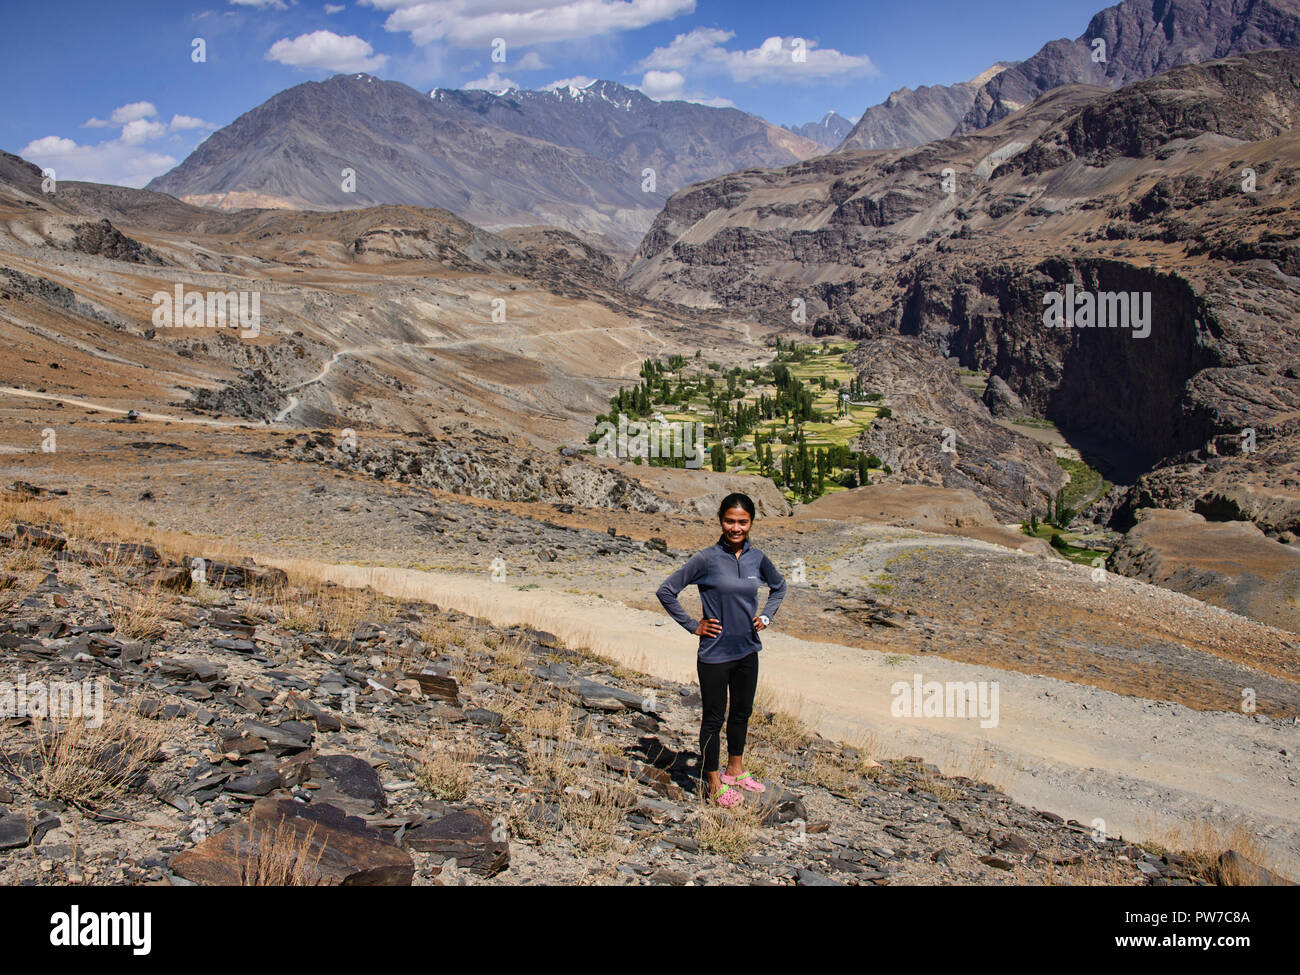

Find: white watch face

[759,615,770,626]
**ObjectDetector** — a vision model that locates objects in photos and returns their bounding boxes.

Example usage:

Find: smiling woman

[656,491,786,807]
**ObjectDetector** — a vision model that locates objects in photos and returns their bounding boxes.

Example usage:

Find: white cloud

[23,136,79,156]
[120,118,169,145]
[82,104,216,140]
[362,0,694,47]
[638,69,684,99]
[230,0,290,9]
[19,135,177,188]
[325,3,345,12]
[266,30,388,72]
[84,101,159,128]
[21,102,217,187]
[541,75,595,91]
[639,28,876,83]
[515,51,547,71]
[168,114,217,132]
[640,26,729,68]
[633,69,731,107]
[463,71,518,91]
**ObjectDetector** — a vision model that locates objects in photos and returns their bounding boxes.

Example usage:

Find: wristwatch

[759,614,771,627]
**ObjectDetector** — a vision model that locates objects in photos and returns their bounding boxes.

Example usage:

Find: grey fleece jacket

[656,534,787,663]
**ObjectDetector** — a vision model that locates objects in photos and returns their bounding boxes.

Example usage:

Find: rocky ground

[7,416,1294,718]
[4,496,1280,887]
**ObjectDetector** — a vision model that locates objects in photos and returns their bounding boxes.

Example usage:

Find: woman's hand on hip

[752,614,768,631]
[694,618,722,638]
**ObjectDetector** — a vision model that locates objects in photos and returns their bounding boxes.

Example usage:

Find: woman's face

[719,506,752,546]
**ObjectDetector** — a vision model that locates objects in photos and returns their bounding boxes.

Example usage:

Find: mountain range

[145,76,820,251]
[785,111,856,148]
[837,64,1014,151]
[838,0,1300,149]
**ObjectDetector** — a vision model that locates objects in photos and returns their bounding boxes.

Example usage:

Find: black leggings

[696,651,759,775]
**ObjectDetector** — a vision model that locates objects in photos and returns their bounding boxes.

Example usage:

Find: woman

[656,492,787,807]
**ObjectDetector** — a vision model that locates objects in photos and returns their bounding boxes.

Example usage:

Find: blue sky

[2,0,1109,187]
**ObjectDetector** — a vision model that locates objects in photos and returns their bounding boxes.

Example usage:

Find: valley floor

[3,414,1297,879]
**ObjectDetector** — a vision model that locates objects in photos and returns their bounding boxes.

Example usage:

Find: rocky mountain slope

[624,50,1300,543]
[838,0,1300,150]
[1110,508,1300,632]
[428,80,819,195]
[144,75,819,251]
[845,337,1067,521]
[838,65,1012,151]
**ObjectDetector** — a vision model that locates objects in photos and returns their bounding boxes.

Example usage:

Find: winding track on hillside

[272,322,672,423]
[0,386,243,428]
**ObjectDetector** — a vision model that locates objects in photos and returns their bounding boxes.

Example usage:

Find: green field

[1056,456,1111,511]
[588,341,888,504]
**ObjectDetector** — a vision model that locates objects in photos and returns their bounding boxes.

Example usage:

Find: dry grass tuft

[695,793,764,861]
[237,820,327,886]
[1139,815,1276,884]
[418,616,465,654]
[749,684,811,753]
[2,544,49,574]
[487,632,535,688]
[796,749,861,794]
[261,586,322,633]
[559,775,638,855]
[935,741,1009,792]
[1026,854,1142,886]
[414,737,477,801]
[8,700,175,810]
[105,585,169,640]
[250,579,395,641]
[517,722,586,792]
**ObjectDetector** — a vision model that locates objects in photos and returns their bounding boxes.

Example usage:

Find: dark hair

[717,493,756,520]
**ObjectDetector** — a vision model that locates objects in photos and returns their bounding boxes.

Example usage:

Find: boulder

[170,799,413,885]
[403,808,509,877]
[982,375,1024,418]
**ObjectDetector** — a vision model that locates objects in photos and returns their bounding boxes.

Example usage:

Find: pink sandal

[709,783,743,807]
[720,771,766,793]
